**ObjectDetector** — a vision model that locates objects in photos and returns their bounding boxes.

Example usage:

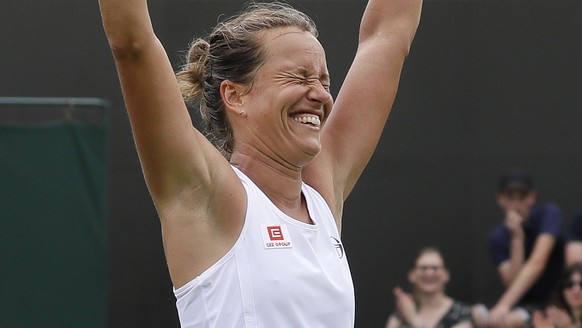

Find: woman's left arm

[305,0,423,222]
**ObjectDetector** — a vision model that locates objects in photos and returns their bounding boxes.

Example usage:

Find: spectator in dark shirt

[475,169,565,328]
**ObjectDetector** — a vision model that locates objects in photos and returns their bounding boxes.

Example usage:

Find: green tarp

[0,120,108,327]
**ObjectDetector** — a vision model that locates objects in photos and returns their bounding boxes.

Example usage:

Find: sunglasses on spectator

[563,280,582,289]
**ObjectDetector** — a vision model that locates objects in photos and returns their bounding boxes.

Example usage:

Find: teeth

[293,115,321,127]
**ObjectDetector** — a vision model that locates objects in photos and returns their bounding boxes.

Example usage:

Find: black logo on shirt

[330,236,344,259]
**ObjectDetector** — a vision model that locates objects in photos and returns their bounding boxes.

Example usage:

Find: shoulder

[529,203,564,235]
[302,181,342,232]
[487,224,508,243]
[533,203,562,219]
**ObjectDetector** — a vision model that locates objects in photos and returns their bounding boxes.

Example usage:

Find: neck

[230,149,312,223]
[414,291,450,309]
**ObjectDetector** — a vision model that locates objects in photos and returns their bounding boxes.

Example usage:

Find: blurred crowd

[386,169,582,328]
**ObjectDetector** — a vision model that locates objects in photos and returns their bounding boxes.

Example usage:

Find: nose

[307,82,333,105]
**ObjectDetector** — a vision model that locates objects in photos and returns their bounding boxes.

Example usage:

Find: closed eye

[303,77,331,93]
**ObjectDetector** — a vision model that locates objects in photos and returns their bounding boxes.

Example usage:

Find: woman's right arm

[99,0,220,200]
[98,0,245,287]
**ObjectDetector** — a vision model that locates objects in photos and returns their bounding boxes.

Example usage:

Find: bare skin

[386,251,473,328]
[488,190,557,328]
[99,0,422,289]
[566,242,582,267]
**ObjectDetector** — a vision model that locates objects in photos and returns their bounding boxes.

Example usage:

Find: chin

[302,142,321,157]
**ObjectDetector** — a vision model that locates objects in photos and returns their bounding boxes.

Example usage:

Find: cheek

[518,203,530,213]
[565,291,582,304]
[322,102,333,122]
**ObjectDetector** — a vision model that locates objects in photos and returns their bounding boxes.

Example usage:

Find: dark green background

[0,121,108,327]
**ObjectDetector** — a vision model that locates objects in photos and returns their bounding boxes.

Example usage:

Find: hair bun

[176,38,210,103]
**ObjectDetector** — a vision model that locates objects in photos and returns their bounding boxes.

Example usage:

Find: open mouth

[292,114,321,127]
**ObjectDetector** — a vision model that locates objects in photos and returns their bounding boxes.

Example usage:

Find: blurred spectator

[385,246,473,328]
[477,169,565,328]
[566,210,582,266]
[532,262,582,328]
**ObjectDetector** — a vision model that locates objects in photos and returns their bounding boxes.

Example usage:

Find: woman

[533,263,582,328]
[386,247,473,328]
[98,0,422,326]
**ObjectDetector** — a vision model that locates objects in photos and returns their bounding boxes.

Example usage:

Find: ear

[526,191,537,205]
[220,80,246,114]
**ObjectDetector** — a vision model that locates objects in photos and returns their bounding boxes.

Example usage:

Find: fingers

[546,306,573,327]
[393,286,403,296]
[505,210,521,225]
[532,311,552,328]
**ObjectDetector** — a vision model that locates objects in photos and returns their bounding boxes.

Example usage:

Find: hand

[546,306,574,328]
[533,311,555,328]
[488,304,510,328]
[504,210,524,238]
[393,287,419,326]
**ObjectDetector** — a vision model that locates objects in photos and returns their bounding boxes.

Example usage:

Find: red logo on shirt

[267,226,284,240]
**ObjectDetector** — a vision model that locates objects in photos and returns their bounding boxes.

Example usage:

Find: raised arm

[99,0,245,287]
[489,234,557,324]
[99,0,231,201]
[305,0,423,212]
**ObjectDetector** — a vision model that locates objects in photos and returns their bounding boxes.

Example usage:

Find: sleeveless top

[393,301,473,328]
[436,301,473,328]
[173,167,355,327]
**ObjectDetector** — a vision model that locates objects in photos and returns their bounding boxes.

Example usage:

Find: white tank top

[174,167,355,327]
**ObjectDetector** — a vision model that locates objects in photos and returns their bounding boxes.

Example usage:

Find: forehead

[259,27,328,73]
[500,190,530,200]
[415,252,444,265]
